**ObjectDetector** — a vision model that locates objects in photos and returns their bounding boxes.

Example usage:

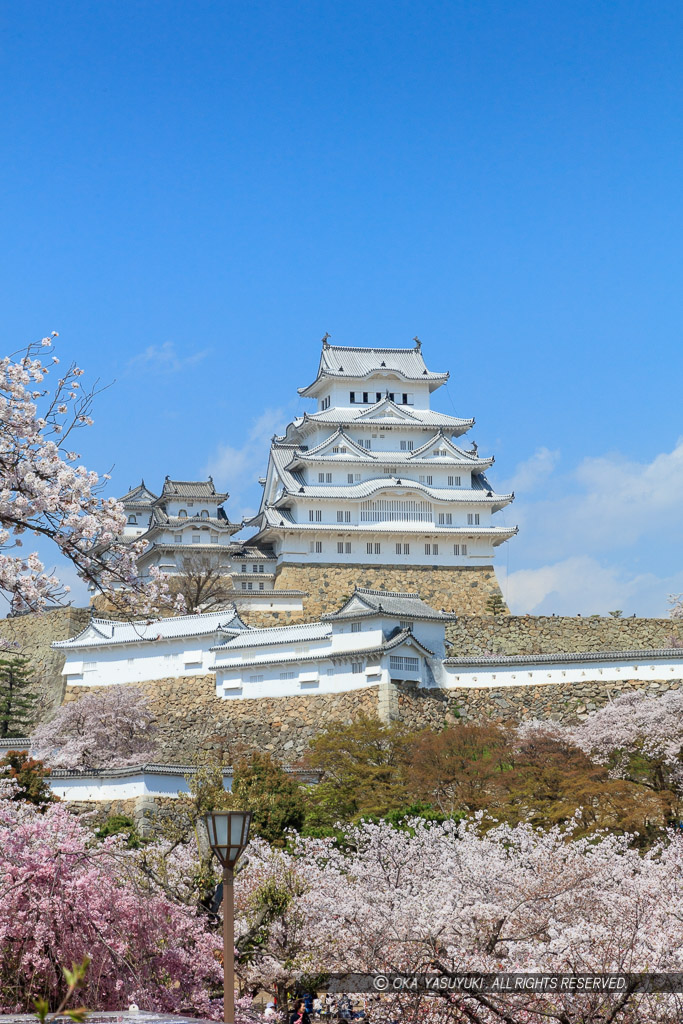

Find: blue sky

[2,1,683,615]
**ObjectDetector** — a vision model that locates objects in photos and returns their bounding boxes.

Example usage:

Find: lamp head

[203,810,252,869]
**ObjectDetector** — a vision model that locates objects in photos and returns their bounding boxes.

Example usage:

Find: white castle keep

[249,338,517,567]
[118,340,517,582]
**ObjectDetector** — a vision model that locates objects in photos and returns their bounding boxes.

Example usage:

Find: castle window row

[305,504,485,526]
[349,391,414,405]
[306,471,464,486]
[241,580,266,591]
[306,540,469,557]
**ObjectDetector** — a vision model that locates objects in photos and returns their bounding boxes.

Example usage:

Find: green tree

[0,653,40,738]
[304,714,413,825]
[485,593,506,615]
[232,751,306,846]
[0,749,55,809]
[93,813,144,849]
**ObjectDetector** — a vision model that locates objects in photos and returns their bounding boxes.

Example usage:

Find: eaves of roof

[255,514,519,541]
[213,629,436,671]
[48,762,320,779]
[211,622,332,652]
[273,478,513,504]
[444,648,683,668]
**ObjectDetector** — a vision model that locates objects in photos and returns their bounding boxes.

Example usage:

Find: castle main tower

[248,340,516,615]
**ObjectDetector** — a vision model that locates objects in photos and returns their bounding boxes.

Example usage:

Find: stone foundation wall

[64,676,378,763]
[397,677,683,730]
[64,671,683,763]
[0,606,91,720]
[273,563,505,619]
[446,615,683,657]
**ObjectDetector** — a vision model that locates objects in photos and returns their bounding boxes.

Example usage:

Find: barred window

[390,655,419,672]
[361,498,432,523]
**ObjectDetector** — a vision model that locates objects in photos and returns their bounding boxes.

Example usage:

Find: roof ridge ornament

[321,332,331,348]
[413,336,421,350]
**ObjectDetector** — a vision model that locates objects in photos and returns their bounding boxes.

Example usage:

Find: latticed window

[360,499,433,523]
[390,655,420,672]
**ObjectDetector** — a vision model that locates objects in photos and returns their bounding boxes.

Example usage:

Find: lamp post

[204,811,252,1024]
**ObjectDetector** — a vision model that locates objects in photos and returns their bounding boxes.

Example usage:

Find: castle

[49,340,683,710]
[118,340,517,617]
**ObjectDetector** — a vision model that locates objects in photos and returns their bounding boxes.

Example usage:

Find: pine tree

[0,654,40,738]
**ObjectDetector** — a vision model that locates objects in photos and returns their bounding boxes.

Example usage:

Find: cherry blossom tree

[230,819,683,1023]
[0,334,181,616]
[31,686,157,770]
[570,688,683,797]
[0,785,223,1015]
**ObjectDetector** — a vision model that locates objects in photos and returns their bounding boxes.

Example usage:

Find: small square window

[345,542,351,553]
[315,541,322,553]
[367,542,373,555]
[351,622,361,633]
[374,543,381,554]
[337,541,344,553]
[403,543,410,555]
[326,473,332,483]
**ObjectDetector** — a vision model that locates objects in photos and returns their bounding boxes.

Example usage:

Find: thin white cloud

[499,446,561,495]
[502,437,683,616]
[506,555,683,618]
[512,437,683,561]
[204,407,288,520]
[127,341,211,375]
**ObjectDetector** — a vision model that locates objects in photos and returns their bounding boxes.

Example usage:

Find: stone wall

[396,677,683,730]
[0,606,91,719]
[64,675,378,763]
[274,563,505,619]
[446,615,683,657]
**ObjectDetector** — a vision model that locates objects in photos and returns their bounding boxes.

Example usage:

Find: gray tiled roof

[444,648,683,667]
[119,481,158,505]
[300,403,473,431]
[213,628,435,671]
[212,621,332,651]
[53,608,250,649]
[148,508,240,531]
[155,478,228,502]
[287,429,492,470]
[298,343,448,395]
[273,477,513,508]
[323,587,456,622]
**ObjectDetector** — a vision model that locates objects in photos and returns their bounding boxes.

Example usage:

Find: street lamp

[204,811,252,1024]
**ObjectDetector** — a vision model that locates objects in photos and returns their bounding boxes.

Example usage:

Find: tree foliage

[232,751,306,845]
[176,553,234,613]
[0,334,182,617]
[0,749,55,808]
[32,686,157,770]
[0,653,40,737]
[304,714,414,824]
